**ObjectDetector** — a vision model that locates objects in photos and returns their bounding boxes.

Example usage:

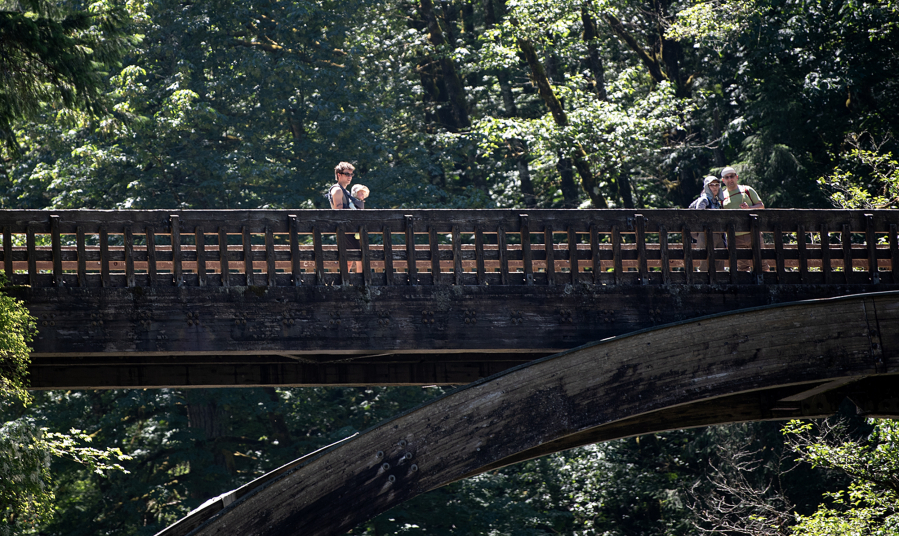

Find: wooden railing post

[99,224,110,288]
[634,215,646,285]
[774,223,785,283]
[265,225,276,287]
[125,225,135,288]
[890,223,898,285]
[242,226,253,286]
[475,224,486,285]
[567,225,579,285]
[289,215,301,286]
[520,215,533,285]
[313,226,325,286]
[611,225,622,286]
[429,225,440,285]
[146,226,157,287]
[682,225,692,285]
[842,223,853,283]
[725,224,735,284]
[709,226,719,285]
[360,225,371,287]
[2,225,11,281]
[452,225,463,286]
[405,215,416,285]
[336,224,349,285]
[171,216,182,287]
[544,225,555,286]
[865,214,879,284]
[797,223,808,284]
[50,215,62,287]
[750,215,762,284]
[590,224,600,285]
[196,226,206,287]
[26,225,36,288]
[218,227,230,287]
[659,224,670,286]
[382,225,394,286]
[821,223,832,285]
[498,224,508,285]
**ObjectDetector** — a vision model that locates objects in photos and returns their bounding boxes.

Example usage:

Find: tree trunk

[515,34,609,207]
[581,6,608,101]
[419,0,470,131]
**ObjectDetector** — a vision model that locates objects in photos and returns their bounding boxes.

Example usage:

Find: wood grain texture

[158,292,899,536]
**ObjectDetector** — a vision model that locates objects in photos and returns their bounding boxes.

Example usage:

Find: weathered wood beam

[158,292,899,536]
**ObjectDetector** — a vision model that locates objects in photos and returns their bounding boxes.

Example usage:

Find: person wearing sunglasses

[720,166,765,271]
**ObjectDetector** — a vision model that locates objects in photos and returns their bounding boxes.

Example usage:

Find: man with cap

[720,166,764,271]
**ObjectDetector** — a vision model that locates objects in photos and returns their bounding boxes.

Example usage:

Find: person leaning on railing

[328,161,367,273]
[720,166,765,271]
[689,176,726,271]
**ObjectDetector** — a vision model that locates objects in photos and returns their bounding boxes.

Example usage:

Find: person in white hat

[720,166,764,271]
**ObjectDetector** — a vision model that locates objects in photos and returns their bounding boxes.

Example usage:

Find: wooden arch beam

[160,292,899,536]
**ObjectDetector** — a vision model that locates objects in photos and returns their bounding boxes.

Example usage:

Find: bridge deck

[3,209,897,389]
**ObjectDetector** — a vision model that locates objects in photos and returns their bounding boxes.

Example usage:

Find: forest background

[1,0,898,534]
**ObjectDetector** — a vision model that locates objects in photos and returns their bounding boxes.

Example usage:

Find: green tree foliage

[818,132,899,209]
[0,277,35,407]
[785,419,899,536]
[0,0,136,155]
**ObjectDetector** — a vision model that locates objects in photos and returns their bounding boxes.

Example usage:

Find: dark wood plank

[498,224,508,285]
[27,225,37,287]
[568,225,579,284]
[429,226,441,285]
[405,216,416,285]
[821,223,832,285]
[3,225,11,280]
[866,214,879,284]
[774,223,785,283]
[475,224,485,285]
[50,215,63,287]
[544,225,555,286]
[797,223,808,284]
[337,224,349,285]
[520,215,533,285]
[452,225,463,286]
[590,224,600,285]
[171,216,182,287]
[659,224,670,286]
[99,224,110,288]
[634,215,646,285]
[266,225,276,287]
[242,226,253,286]
[891,224,898,284]
[125,225,135,288]
[195,226,206,287]
[750,215,762,284]
[842,223,853,283]
[726,223,736,284]
[218,227,230,287]
[382,225,394,286]
[682,225,692,285]
[360,225,371,287]
[289,215,301,286]
[709,227,720,285]
[612,225,622,286]
[313,226,324,285]
[146,226,156,287]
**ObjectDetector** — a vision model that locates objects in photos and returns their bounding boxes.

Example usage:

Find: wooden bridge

[2,208,897,389]
[157,291,899,536]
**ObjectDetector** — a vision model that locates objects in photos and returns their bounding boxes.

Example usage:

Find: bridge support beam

[158,292,899,536]
[17,283,895,389]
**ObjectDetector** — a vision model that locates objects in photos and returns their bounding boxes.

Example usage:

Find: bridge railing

[1,209,897,288]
